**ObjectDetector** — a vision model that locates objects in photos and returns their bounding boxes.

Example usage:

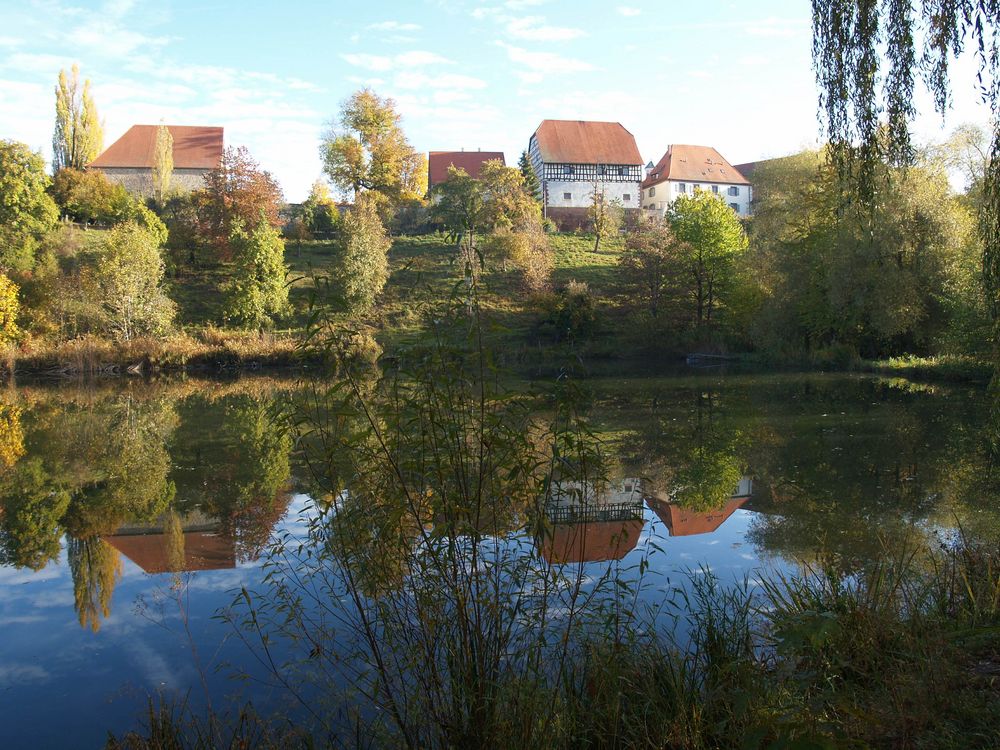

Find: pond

[0,371,996,747]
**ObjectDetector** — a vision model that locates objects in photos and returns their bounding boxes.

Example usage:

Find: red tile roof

[532,120,643,165]
[103,531,235,573]
[428,150,505,186]
[89,124,224,170]
[642,145,749,189]
[539,519,644,564]
[645,497,747,537]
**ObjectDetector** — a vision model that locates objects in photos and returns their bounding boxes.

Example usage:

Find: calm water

[0,371,996,747]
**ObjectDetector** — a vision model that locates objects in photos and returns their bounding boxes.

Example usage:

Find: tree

[809,3,1000,348]
[196,145,284,253]
[300,180,340,236]
[225,212,290,330]
[93,221,176,341]
[334,195,391,316]
[50,168,167,243]
[518,150,540,200]
[152,122,173,203]
[53,64,103,172]
[619,216,687,319]
[320,88,420,204]
[747,149,978,358]
[0,275,21,345]
[587,185,623,252]
[0,140,59,272]
[401,151,428,201]
[669,191,748,327]
[431,166,487,269]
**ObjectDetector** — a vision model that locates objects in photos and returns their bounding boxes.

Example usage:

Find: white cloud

[506,15,585,41]
[744,17,809,38]
[616,6,641,16]
[496,41,595,73]
[394,71,487,90]
[368,20,422,32]
[0,36,23,47]
[340,53,393,72]
[341,50,452,72]
[395,50,452,67]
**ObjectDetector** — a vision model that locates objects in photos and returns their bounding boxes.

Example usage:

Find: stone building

[527,119,644,229]
[641,144,752,217]
[88,124,224,197]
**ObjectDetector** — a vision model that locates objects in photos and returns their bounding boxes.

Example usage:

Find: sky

[0,0,992,201]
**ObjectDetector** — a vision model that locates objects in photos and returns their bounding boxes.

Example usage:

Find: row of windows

[646,202,742,212]
[647,184,741,198]
[562,192,633,201]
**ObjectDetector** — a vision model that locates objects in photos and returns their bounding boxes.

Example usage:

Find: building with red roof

[641,144,751,217]
[88,124,224,198]
[527,119,644,229]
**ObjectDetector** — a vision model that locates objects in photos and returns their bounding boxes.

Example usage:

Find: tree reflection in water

[0,383,295,631]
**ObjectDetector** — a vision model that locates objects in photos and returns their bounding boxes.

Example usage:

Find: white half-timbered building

[528,119,644,229]
[641,144,751,217]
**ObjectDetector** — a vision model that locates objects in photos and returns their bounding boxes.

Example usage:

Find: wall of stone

[93,167,210,198]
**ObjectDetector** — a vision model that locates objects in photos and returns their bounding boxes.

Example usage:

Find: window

[623,193,631,202]
[563,192,572,200]
[678,183,687,193]
[729,202,739,211]
[728,186,739,196]
[617,166,625,175]
[711,185,719,194]
[563,165,574,175]
[649,186,655,197]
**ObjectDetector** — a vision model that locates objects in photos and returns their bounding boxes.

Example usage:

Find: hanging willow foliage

[812,0,1000,318]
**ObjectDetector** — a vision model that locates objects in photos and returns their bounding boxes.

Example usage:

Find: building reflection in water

[538,476,753,563]
[101,509,236,574]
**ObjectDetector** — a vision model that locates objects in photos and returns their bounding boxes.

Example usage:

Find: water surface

[0,372,996,747]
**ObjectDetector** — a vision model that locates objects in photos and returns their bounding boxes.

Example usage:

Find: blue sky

[0,0,991,200]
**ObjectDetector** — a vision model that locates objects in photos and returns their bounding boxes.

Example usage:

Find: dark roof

[732,161,757,180]
[89,124,224,170]
[428,150,505,186]
[531,120,643,165]
[642,144,750,188]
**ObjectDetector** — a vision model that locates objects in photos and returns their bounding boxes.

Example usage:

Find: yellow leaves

[0,403,24,470]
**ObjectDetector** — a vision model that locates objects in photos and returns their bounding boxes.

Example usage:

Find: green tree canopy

[587,185,624,252]
[53,64,103,172]
[0,140,59,272]
[518,150,540,200]
[668,191,749,328]
[93,221,176,341]
[334,195,391,317]
[225,212,290,330]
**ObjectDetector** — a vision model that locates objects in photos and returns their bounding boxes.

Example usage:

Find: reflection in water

[539,476,754,563]
[103,510,236,574]
[540,480,645,563]
[0,386,294,631]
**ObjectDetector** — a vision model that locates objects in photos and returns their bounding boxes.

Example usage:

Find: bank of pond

[1,371,999,748]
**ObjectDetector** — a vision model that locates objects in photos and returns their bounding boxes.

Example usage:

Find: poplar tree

[152,123,173,203]
[53,65,103,172]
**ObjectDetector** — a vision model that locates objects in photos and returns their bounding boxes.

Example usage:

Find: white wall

[543,178,641,209]
[641,180,752,217]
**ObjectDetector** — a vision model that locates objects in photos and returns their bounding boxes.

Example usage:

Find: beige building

[642,144,752,217]
[88,124,224,198]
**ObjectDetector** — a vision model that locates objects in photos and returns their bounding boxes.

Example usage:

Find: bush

[541,279,598,342]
